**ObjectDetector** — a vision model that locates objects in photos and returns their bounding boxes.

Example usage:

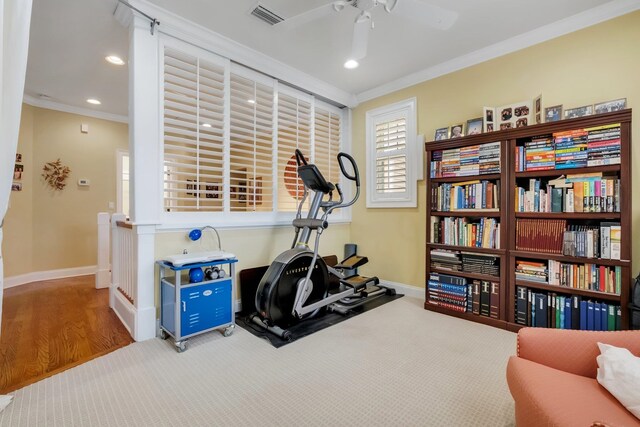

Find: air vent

[251,4,284,26]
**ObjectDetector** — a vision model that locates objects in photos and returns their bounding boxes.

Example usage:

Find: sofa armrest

[517,328,640,378]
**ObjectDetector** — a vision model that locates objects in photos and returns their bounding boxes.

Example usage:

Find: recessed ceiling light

[105,55,125,65]
[201,123,212,128]
[344,59,359,69]
[247,99,255,104]
[86,98,101,105]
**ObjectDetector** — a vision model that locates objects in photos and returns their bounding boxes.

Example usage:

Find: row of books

[515,259,621,294]
[427,273,499,318]
[430,180,499,211]
[430,141,500,178]
[430,217,501,249]
[430,250,500,276]
[515,286,622,330]
[563,222,621,260]
[514,174,620,213]
[514,124,621,172]
[427,273,470,313]
[515,219,621,260]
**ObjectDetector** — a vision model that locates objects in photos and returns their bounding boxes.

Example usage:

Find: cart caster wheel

[159,329,168,340]
[223,325,235,337]
[176,341,187,353]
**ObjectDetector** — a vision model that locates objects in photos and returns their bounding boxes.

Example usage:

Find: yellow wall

[3,106,128,277]
[351,11,640,288]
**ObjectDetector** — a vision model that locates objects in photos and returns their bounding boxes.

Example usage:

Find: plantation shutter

[314,105,342,189]
[229,68,274,212]
[375,117,407,193]
[162,46,225,212]
[365,98,417,208]
[277,91,312,212]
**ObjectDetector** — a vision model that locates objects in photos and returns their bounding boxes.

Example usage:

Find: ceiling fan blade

[393,0,458,30]
[273,3,336,31]
[350,15,370,60]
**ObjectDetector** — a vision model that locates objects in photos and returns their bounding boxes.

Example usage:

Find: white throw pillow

[596,342,640,419]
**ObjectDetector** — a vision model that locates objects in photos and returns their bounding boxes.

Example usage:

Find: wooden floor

[0,275,133,394]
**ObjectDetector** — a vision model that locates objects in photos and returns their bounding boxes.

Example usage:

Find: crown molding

[128,0,357,108]
[22,95,129,123]
[356,0,640,104]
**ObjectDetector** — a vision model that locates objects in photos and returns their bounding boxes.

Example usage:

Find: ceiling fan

[273,0,458,67]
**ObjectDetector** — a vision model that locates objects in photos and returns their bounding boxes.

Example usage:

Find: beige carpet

[0,297,516,426]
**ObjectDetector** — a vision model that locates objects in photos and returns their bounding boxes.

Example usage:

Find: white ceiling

[24,0,638,118]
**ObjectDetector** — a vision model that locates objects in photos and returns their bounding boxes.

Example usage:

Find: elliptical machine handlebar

[294,149,308,166]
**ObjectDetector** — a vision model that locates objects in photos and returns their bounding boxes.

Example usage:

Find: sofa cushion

[507,356,640,427]
[597,343,640,419]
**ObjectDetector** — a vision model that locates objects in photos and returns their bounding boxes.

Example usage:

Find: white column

[96,212,111,289]
[127,14,160,341]
[128,14,161,224]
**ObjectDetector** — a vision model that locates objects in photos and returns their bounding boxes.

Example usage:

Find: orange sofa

[506,328,640,427]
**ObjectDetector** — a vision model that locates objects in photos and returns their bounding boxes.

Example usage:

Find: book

[480,281,491,317]
[490,282,499,319]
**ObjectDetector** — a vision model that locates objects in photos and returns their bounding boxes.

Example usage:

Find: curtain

[0,0,33,337]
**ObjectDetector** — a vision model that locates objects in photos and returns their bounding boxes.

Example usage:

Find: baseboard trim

[379,279,424,300]
[4,266,97,288]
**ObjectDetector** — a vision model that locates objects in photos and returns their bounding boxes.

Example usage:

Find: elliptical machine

[251,149,394,339]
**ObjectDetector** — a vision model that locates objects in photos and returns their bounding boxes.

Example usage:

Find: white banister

[96,212,111,289]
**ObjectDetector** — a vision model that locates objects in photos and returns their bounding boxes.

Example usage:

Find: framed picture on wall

[544,105,563,122]
[594,98,626,114]
[483,107,495,132]
[434,127,449,141]
[466,117,483,135]
[564,105,593,119]
[449,124,464,138]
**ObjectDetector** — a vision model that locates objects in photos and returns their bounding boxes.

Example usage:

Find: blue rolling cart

[157,257,238,352]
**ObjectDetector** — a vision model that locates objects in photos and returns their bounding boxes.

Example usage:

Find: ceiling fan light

[344,59,359,69]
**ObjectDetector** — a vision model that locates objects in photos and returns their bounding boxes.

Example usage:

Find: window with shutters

[160,37,348,224]
[365,98,417,208]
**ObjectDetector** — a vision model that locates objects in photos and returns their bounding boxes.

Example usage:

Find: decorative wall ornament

[42,158,71,190]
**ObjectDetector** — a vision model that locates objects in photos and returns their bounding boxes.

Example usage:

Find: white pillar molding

[96,212,111,289]
[133,223,157,341]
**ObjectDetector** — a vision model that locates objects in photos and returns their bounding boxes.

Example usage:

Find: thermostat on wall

[78,179,90,186]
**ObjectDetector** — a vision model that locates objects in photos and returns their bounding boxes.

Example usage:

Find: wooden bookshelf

[425,109,632,331]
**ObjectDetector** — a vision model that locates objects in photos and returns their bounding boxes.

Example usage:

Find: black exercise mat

[236,293,403,348]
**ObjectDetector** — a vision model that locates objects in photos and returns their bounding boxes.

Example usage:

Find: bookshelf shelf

[427,243,505,255]
[425,109,632,331]
[514,212,620,220]
[431,210,500,217]
[430,173,501,183]
[511,250,629,267]
[431,267,499,283]
[514,164,620,179]
[514,279,621,302]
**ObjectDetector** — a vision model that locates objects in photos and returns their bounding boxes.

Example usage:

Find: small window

[365,98,417,208]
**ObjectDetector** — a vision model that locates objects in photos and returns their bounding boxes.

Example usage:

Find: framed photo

[15,153,22,163]
[11,182,22,191]
[544,105,563,122]
[203,183,219,199]
[449,124,464,139]
[564,105,593,119]
[533,94,543,124]
[594,98,626,114]
[496,100,531,130]
[434,127,449,141]
[483,107,495,132]
[466,117,483,136]
[13,164,23,180]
